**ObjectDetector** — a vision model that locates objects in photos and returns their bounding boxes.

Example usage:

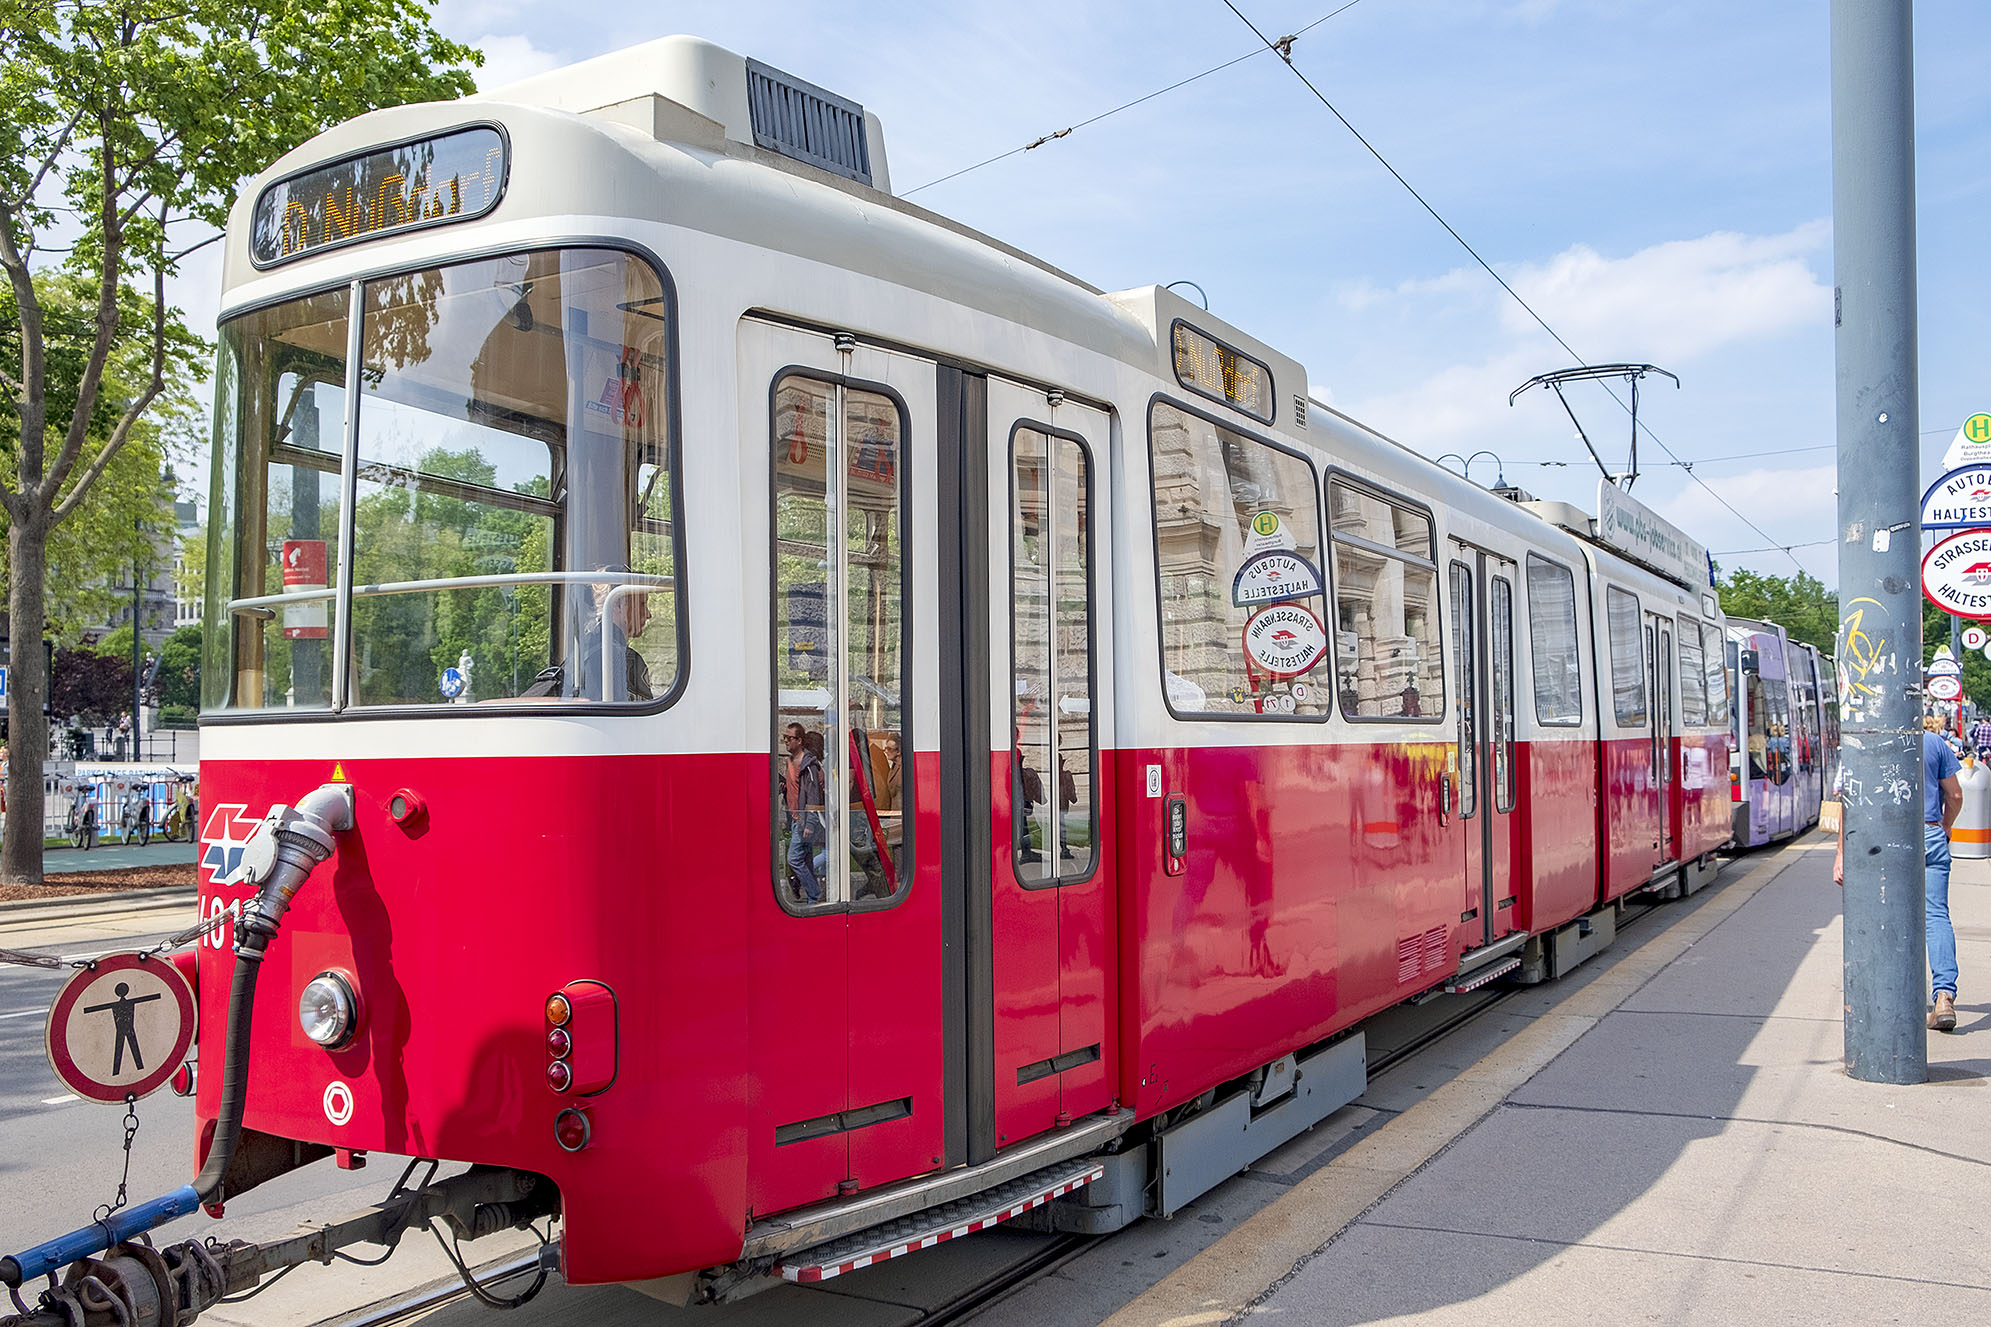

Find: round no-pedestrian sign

[44,952,195,1103]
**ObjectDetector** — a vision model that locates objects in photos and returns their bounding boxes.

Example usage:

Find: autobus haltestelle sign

[1918,464,1991,531]
[1922,529,1991,620]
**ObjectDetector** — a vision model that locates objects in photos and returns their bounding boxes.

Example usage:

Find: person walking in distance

[1971,710,1991,758]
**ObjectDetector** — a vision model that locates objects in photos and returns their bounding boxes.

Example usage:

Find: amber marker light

[545,993,571,1027]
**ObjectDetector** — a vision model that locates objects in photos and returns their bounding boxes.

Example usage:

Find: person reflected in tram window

[874,731,905,877]
[781,722,825,904]
[1399,683,1422,717]
[577,566,653,702]
[1015,722,1045,864]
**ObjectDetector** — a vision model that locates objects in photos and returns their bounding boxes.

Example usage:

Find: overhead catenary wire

[1710,538,1836,557]
[901,2,1369,198]
[1509,442,1838,469]
[1217,0,1813,571]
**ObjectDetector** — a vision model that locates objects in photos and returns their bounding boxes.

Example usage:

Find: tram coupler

[0,1167,549,1327]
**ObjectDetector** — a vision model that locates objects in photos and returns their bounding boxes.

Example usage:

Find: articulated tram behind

[2,36,1837,1323]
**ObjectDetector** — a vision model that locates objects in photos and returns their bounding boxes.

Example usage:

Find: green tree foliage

[0,1,480,883]
[154,622,200,712]
[1,272,192,639]
[1714,567,1839,653]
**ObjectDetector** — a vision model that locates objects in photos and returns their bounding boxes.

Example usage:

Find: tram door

[1654,618,1678,864]
[1448,546,1519,949]
[746,320,947,1213]
[984,377,1115,1150]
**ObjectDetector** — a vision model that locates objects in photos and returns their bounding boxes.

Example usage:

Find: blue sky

[183,1,1990,588]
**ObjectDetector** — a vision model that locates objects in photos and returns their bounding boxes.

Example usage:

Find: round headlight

[299,971,358,1049]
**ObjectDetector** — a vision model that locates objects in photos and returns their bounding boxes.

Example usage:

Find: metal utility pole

[1832,0,1925,1084]
[133,520,145,760]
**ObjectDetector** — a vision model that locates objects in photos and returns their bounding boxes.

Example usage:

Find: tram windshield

[205,247,679,713]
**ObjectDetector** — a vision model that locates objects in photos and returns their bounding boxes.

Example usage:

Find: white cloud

[1645,462,1839,559]
[1501,223,1833,362]
[472,34,565,92]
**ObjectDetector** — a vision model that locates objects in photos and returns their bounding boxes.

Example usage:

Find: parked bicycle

[67,798,96,851]
[121,789,151,847]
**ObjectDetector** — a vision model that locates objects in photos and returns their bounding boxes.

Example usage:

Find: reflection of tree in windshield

[361,268,446,380]
[350,446,554,704]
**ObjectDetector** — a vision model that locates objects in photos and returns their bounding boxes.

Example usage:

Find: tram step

[1445,957,1521,993]
[771,1159,1107,1284]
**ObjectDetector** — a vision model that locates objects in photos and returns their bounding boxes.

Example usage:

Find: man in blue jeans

[1924,724,1963,1031]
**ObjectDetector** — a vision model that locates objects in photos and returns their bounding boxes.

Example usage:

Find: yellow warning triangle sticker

[331,762,347,782]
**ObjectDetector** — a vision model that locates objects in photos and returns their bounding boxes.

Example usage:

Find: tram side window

[1491,575,1516,812]
[772,375,909,911]
[1703,623,1729,728]
[1012,426,1096,885]
[1525,555,1582,725]
[1765,675,1792,785]
[204,290,351,711]
[1327,480,1442,720]
[1606,587,1647,727]
[1677,615,1708,727]
[1148,401,1328,718]
[1745,663,1768,780]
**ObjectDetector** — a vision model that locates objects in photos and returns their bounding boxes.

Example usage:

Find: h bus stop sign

[44,952,195,1103]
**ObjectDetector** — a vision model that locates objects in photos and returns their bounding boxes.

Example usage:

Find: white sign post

[1939,412,1991,471]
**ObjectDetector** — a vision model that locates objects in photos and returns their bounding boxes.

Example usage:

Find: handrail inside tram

[228,569,674,615]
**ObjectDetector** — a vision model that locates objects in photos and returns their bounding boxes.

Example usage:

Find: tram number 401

[202,896,245,949]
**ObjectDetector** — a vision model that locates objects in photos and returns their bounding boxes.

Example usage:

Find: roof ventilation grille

[745,58,872,186]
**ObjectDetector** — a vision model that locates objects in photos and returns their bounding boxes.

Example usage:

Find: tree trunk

[3,509,51,886]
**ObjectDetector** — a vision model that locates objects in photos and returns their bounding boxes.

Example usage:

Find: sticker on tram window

[1232,549,1323,607]
[250,126,508,267]
[1241,602,1328,678]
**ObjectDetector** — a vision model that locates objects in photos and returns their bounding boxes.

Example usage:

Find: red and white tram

[3,36,1750,1315]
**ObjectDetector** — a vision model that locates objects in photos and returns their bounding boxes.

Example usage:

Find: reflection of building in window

[1328,480,1439,719]
[1605,587,1647,726]
[1012,426,1095,881]
[1526,556,1583,724]
[1149,402,1327,716]
[1678,615,1708,726]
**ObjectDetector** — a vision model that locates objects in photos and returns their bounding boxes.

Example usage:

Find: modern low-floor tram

[4,36,1810,1321]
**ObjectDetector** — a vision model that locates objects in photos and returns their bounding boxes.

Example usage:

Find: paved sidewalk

[1110,838,1991,1326]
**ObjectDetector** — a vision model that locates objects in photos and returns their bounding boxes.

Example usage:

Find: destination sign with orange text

[251,127,507,267]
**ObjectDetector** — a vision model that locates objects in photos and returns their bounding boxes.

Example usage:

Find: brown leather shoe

[1929,992,1957,1032]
